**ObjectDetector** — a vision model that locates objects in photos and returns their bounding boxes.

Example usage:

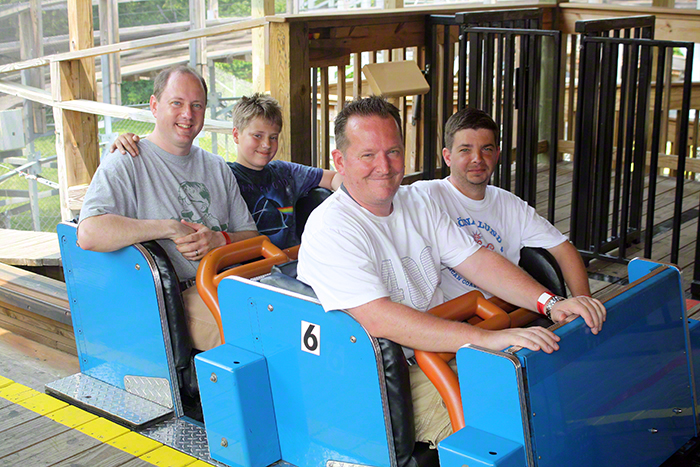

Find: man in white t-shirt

[414,107,590,302]
[297,96,606,447]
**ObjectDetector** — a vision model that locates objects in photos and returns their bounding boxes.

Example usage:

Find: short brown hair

[231,93,283,131]
[444,107,500,150]
[152,65,208,105]
[334,96,403,152]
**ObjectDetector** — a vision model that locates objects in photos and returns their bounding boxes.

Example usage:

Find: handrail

[413,290,510,432]
[196,235,290,345]
[0,16,283,74]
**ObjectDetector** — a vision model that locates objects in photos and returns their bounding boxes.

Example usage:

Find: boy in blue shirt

[111,94,341,249]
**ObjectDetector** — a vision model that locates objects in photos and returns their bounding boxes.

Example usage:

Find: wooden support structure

[189,0,207,76]
[52,0,99,221]
[268,21,310,165]
[18,0,45,137]
[98,0,121,106]
[252,0,275,92]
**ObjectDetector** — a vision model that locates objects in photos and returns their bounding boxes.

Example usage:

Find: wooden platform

[0,376,214,466]
[0,229,61,268]
[530,160,700,302]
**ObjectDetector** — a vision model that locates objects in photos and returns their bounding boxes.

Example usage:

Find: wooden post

[52,0,99,221]
[98,0,121,106]
[353,53,362,98]
[268,21,311,165]
[320,67,329,168]
[208,0,219,19]
[252,0,275,92]
[19,0,44,230]
[18,0,45,136]
[190,0,207,77]
[337,63,346,111]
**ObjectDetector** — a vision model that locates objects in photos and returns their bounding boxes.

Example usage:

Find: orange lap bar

[414,291,510,433]
[197,235,290,345]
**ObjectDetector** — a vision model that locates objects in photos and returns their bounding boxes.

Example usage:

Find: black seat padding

[140,241,199,399]
[295,187,333,239]
[519,247,567,298]
[260,260,439,467]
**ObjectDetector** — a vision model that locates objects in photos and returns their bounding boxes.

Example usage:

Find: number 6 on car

[301,321,320,355]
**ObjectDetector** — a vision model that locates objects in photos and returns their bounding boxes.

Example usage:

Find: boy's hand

[110,133,140,156]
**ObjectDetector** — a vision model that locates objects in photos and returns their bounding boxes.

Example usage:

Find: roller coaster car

[51,202,700,467]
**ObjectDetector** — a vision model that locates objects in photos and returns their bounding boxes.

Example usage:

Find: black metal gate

[423,9,561,221]
[570,33,694,273]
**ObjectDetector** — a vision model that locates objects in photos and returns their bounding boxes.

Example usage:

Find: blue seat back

[58,222,181,412]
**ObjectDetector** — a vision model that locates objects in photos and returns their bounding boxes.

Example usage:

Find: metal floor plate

[141,417,226,466]
[45,373,173,429]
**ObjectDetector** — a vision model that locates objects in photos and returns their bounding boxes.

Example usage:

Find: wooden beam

[0,79,232,133]
[320,67,329,169]
[268,21,310,165]
[557,4,700,42]
[558,139,700,173]
[52,0,99,221]
[0,3,30,21]
[252,0,274,92]
[189,0,207,76]
[0,17,279,74]
[98,0,121,105]
[18,0,46,136]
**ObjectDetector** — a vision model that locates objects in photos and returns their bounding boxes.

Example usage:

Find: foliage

[121,80,155,106]
[216,60,253,82]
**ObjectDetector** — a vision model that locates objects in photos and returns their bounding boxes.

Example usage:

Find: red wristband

[221,231,231,245]
[537,292,555,315]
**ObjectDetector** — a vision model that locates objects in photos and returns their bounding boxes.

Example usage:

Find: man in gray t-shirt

[78,65,257,350]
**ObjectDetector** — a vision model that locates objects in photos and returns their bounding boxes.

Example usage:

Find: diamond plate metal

[327,461,376,467]
[45,373,173,429]
[141,417,225,465]
[124,375,173,409]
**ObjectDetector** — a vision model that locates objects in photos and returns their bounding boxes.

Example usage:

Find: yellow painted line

[45,405,99,428]
[0,373,215,466]
[140,445,198,466]
[75,417,130,442]
[0,375,13,388]
[107,431,162,457]
[0,382,39,403]
[16,392,68,415]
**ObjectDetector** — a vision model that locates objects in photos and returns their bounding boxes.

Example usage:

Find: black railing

[570,34,695,279]
[423,9,561,222]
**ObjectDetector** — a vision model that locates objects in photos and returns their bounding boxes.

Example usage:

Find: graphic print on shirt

[176,181,228,232]
[381,246,439,310]
[449,215,506,291]
[456,216,504,253]
[252,196,289,235]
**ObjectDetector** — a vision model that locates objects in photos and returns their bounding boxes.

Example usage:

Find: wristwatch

[544,295,565,321]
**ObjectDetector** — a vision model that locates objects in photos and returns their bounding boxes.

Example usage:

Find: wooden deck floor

[530,160,700,301]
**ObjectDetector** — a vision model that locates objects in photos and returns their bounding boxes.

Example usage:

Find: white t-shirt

[297,185,480,314]
[413,179,567,300]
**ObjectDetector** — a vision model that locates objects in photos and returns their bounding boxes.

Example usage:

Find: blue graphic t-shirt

[229,160,323,249]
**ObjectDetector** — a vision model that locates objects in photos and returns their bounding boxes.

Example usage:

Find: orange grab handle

[414,291,510,433]
[486,296,541,329]
[196,236,290,345]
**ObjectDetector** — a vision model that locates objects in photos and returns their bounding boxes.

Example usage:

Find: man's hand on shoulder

[110,133,140,156]
[549,296,606,334]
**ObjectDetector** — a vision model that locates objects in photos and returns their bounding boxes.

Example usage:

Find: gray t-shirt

[79,139,256,280]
